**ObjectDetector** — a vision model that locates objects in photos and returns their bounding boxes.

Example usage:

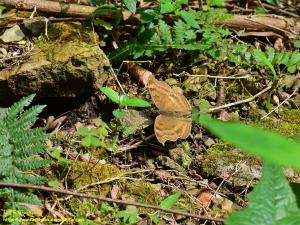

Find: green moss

[68,198,100,218]
[124,182,161,205]
[201,142,260,176]
[254,109,300,137]
[70,162,121,196]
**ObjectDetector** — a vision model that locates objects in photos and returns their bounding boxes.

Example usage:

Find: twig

[209,86,272,112]
[188,74,250,79]
[260,2,299,18]
[0,182,224,222]
[261,90,297,119]
[113,134,155,155]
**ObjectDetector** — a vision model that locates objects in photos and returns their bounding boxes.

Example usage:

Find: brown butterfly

[147,76,192,145]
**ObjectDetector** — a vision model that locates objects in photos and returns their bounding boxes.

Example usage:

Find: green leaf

[158,20,173,44]
[206,0,225,6]
[116,206,140,224]
[225,162,300,225]
[254,49,277,79]
[123,98,151,107]
[93,18,113,30]
[123,0,137,14]
[196,115,300,171]
[287,52,300,67]
[180,10,200,29]
[78,127,92,136]
[149,215,161,223]
[265,0,279,6]
[160,0,176,13]
[140,9,162,24]
[50,149,70,166]
[119,95,129,108]
[82,135,101,147]
[160,192,181,208]
[101,202,114,215]
[100,87,120,104]
[113,109,126,118]
[294,41,300,48]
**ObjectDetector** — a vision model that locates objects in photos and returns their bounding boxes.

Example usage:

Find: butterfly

[147,75,192,145]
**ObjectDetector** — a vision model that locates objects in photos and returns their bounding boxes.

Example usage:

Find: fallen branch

[0,182,224,223]
[2,0,299,35]
[209,85,272,112]
[217,15,300,35]
[0,0,110,18]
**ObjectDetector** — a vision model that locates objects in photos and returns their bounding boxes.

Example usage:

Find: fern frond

[158,20,173,44]
[9,105,46,130]
[14,144,46,158]
[0,94,51,223]
[15,173,46,185]
[0,145,13,156]
[14,158,51,171]
[174,20,186,44]
[4,94,35,123]
[11,191,41,206]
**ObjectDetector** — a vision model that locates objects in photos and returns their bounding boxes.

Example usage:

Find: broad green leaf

[119,95,129,107]
[82,135,101,147]
[196,115,300,171]
[113,109,126,118]
[254,49,277,79]
[100,87,120,104]
[123,0,136,14]
[123,98,151,107]
[225,162,300,225]
[160,192,181,208]
[78,127,91,136]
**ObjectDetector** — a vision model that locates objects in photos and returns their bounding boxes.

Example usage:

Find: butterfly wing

[154,115,192,145]
[148,76,191,113]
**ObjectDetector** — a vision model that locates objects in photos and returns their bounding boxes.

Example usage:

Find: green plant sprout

[254,49,278,80]
[77,118,118,151]
[100,86,151,118]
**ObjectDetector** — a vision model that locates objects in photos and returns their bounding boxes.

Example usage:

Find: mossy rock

[70,162,121,196]
[200,142,263,186]
[0,22,110,106]
[254,109,300,137]
[122,182,161,205]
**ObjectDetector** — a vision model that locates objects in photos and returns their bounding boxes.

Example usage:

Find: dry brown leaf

[196,191,214,209]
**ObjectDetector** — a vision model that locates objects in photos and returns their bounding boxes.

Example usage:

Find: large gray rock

[0,22,110,106]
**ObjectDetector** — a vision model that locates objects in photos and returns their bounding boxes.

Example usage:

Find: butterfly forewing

[148,76,191,113]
